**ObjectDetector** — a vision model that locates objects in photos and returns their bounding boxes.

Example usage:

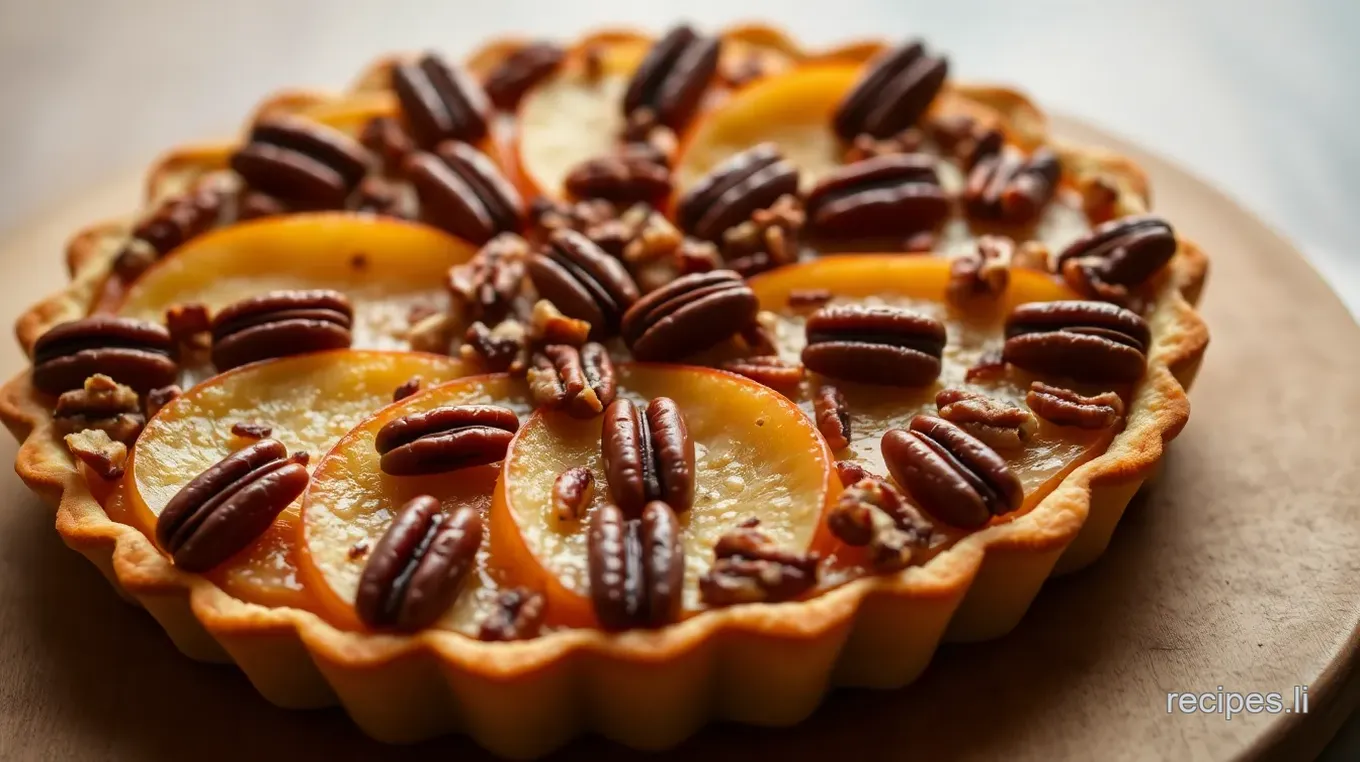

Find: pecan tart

[1,22,1208,757]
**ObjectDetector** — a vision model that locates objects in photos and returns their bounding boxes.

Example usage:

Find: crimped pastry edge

[0,23,1208,758]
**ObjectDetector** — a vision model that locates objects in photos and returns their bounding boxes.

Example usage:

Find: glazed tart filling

[36,24,1189,644]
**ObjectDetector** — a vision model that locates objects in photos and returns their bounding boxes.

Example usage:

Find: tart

[1,22,1208,757]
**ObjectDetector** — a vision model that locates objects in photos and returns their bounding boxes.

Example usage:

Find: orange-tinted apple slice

[127,350,471,610]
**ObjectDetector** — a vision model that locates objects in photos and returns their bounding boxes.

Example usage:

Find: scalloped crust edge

[0,28,1208,760]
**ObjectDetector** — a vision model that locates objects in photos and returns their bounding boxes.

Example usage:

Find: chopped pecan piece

[145,384,182,418]
[699,519,820,606]
[787,289,833,311]
[963,348,1008,383]
[447,232,529,324]
[720,194,805,276]
[392,376,423,403]
[551,466,595,521]
[54,374,146,445]
[601,397,694,516]
[835,459,870,487]
[483,42,565,110]
[478,587,547,641]
[374,405,519,476]
[947,235,1013,304]
[1079,174,1121,224]
[826,477,934,572]
[814,385,851,450]
[230,422,273,440]
[842,129,924,163]
[527,343,617,418]
[165,303,212,349]
[528,299,591,346]
[406,311,460,355]
[935,388,1037,450]
[925,113,1002,168]
[719,355,804,390]
[64,429,128,481]
[1026,382,1125,429]
[461,319,529,373]
[1013,241,1052,271]
[359,115,415,174]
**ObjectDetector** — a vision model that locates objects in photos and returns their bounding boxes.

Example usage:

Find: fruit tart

[1,21,1208,757]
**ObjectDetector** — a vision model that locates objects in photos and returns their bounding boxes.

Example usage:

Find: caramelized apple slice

[300,375,533,632]
[492,363,838,627]
[127,350,471,609]
[748,256,1119,519]
[107,214,474,350]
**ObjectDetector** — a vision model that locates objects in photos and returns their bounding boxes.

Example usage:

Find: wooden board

[0,116,1356,761]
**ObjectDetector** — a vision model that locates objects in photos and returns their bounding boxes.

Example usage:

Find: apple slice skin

[299,374,534,633]
[493,363,840,628]
[127,350,472,610]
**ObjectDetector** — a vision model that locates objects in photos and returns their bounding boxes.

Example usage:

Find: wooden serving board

[0,117,1356,761]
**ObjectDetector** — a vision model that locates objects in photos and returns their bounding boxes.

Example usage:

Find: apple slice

[106,214,474,350]
[491,363,839,627]
[300,374,533,632]
[127,350,472,609]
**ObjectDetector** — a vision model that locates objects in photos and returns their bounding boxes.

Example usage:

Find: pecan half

[814,385,851,450]
[699,519,820,606]
[882,415,1023,529]
[33,316,178,394]
[622,25,722,130]
[230,115,371,210]
[935,388,1037,450]
[621,270,758,361]
[374,404,520,475]
[804,154,950,242]
[115,182,226,275]
[588,501,684,630]
[947,235,1013,304]
[483,41,565,110]
[963,148,1061,225]
[528,229,640,335]
[406,141,525,245]
[552,466,595,521]
[391,52,491,148]
[527,343,617,418]
[720,355,805,390]
[53,374,145,445]
[1003,300,1150,382]
[1055,215,1177,303]
[355,496,483,631]
[833,40,949,140]
[827,477,934,572]
[478,587,547,641]
[64,429,128,481]
[447,232,529,324]
[601,397,694,517]
[926,113,1002,168]
[1026,382,1125,429]
[155,439,310,572]
[210,289,353,371]
[802,304,946,386]
[677,143,800,241]
[563,150,672,207]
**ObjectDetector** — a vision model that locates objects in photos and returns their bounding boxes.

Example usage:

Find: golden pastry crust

[1,23,1208,757]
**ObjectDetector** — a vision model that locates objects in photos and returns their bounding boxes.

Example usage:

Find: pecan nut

[719,194,805,276]
[1055,215,1177,302]
[145,384,183,418]
[483,41,565,110]
[935,387,1037,450]
[447,233,529,324]
[478,587,547,641]
[392,376,423,403]
[527,342,617,418]
[359,115,415,174]
[601,397,695,517]
[53,373,145,445]
[1026,381,1125,429]
[804,154,950,241]
[392,53,491,148]
[827,477,934,573]
[882,415,1023,529]
[155,439,310,572]
[210,289,353,371]
[833,40,949,140]
[355,495,483,631]
[32,316,178,394]
[802,304,946,386]
[527,229,640,335]
[947,235,1013,304]
[230,115,371,210]
[374,404,520,475]
[1003,300,1150,382]
[621,270,758,361]
[698,519,819,606]
[64,428,128,481]
[406,141,524,245]
[719,355,805,390]
[814,385,851,450]
[461,319,529,373]
[118,182,226,273]
[963,148,1061,225]
[622,25,722,130]
[551,466,596,521]
[676,143,800,241]
[528,299,591,346]
[563,151,672,206]
[588,501,685,630]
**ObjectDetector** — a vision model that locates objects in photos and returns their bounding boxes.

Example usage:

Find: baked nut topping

[935,387,1038,450]
[392,52,491,148]
[963,147,1061,225]
[359,115,416,174]
[527,342,617,418]
[833,40,949,140]
[63,428,129,481]
[447,233,530,324]
[144,384,182,418]
[718,194,805,277]
[528,229,641,335]
[698,519,819,606]
[804,154,950,241]
[53,374,145,445]
[477,587,547,641]
[116,182,225,275]
[406,141,525,244]
[1003,300,1150,382]
[33,316,178,394]
[461,319,529,373]
[355,496,483,631]
[1056,215,1177,302]
[230,115,371,210]
[677,143,800,241]
[551,466,595,521]
[813,384,851,451]
[483,42,566,110]
[827,477,934,573]
[210,289,353,371]
[529,299,592,346]
[802,304,946,386]
[155,439,310,572]
[563,148,672,206]
[719,355,804,389]
[588,501,684,630]
[621,270,759,361]
[1027,381,1125,429]
[601,397,695,517]
[882,415,1023,529]
[947,235,1013,304]
[375,404,519,476]
[623,25,722,130]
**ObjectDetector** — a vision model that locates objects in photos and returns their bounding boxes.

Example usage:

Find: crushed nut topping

[827,477,934,573]
[1079,174,1120,224]
[621,205,684,265]
[1026,382,1125,429]
[447,232,529,324]
[64,428,128,481]
[406,311,460,355]
[1013,240,1052,271]
[964,349,1008,383]
[230,422,273,440]
[551,466,595,521]
[478,587,547,641]
[165,303,212,349]
[813,385,851,451]
[719,194,805,277]
[947,235,1012,305]
[461,319,529,374]
[145,384,182,418]
[935,388,1037,450]
[698,519,820,607]
[392,376,422,403]
[54,374,145,445]
[835,459,870,487]
[528,299,591,347]
[842,129,924,163]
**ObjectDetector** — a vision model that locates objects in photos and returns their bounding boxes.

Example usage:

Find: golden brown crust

[0,23,1208,756]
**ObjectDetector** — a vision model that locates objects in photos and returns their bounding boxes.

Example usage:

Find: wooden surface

[0,117,1357,761]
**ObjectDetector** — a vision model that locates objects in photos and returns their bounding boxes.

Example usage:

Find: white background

[0,0,1356,755]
